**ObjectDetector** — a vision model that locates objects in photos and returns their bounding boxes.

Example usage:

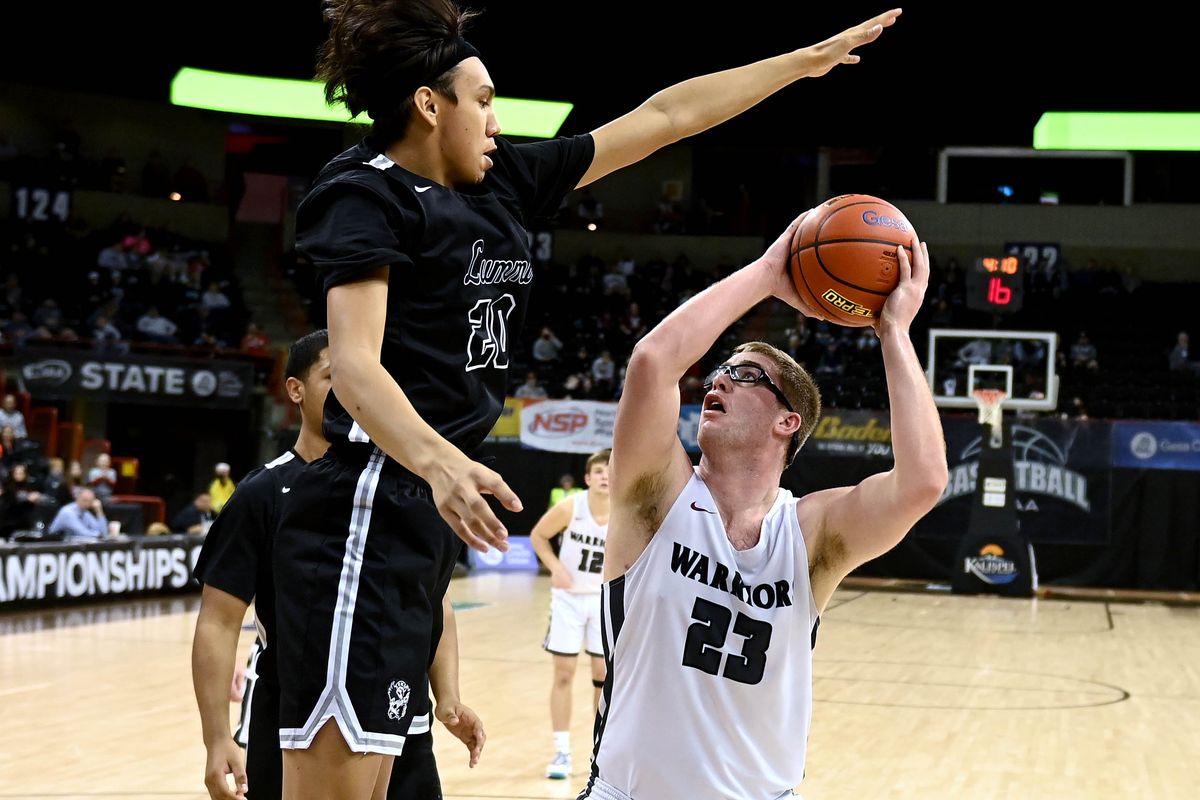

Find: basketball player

[580,220,948,799]
[192,331,483,800]
[529,450,610,780]
[280,2,902,797]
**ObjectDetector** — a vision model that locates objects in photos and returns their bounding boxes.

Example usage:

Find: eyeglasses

[702,362,802,465]
[703,363,796,413]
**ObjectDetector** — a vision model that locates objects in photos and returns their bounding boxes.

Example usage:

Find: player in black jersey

[281,1,902,797]
[192,331,484,800]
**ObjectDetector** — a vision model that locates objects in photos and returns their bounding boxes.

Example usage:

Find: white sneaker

[546,751,572,779]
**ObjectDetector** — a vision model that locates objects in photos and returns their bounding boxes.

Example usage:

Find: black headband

[368,37,481,120]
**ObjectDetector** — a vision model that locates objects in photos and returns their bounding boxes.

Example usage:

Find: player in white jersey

[580,214,948,799]
[530,450,611,780]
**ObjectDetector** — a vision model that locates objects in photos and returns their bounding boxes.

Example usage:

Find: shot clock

[967,255,1024,312]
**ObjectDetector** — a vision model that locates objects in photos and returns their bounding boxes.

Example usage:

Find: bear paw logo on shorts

[386,680,410,721]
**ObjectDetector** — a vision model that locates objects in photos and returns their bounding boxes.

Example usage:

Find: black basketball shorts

[273,447,460,757]
[236,645,443,799]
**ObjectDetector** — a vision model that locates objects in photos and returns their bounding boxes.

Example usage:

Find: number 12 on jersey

[577,547,604,574]
[681,597,772,685]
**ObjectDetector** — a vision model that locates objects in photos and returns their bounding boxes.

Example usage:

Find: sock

[554,731,571,754]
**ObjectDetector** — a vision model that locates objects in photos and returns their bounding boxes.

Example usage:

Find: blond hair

[585,448,611,473]
[732,341,822,459]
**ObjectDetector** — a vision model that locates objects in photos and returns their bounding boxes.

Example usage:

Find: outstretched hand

[876,233,929,335]
[762,209,824,320]
[800,8,902,78]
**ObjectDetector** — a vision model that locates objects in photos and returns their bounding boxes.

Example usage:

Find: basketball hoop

[972,389,1007,449]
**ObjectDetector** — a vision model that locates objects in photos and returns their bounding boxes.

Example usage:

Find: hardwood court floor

[1,573,1198,799]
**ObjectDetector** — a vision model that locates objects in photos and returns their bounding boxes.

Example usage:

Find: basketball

[789,194,916,327]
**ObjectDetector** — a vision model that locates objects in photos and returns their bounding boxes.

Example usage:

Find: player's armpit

[799,471,944,609]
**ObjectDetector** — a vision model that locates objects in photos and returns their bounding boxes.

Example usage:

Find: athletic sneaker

[546,751,571,779]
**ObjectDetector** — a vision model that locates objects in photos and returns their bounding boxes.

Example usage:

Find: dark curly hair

[317,0,480,144]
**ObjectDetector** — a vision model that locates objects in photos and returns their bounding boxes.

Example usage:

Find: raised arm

[326,270,522,553]
[529,496,577,589]
[608,215,814,577]
[578,10,901,188]
[797,237,949,611]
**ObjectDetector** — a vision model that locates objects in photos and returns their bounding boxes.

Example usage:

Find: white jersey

[557,491,608,594]
[585,470,819,800]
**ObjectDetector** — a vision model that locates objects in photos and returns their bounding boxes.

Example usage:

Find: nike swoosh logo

[690,501,716,515]
[281,487,291,494]
[414,185,432,193]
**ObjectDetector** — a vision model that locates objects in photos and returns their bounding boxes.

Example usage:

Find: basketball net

[973,389,1007,449]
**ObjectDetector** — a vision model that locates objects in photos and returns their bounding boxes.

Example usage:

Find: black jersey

[194,449,305,686]
[295,133,594,458]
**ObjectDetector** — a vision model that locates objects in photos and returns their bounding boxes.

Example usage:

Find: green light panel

[170,67,572,139]
[1034,112,1200,151]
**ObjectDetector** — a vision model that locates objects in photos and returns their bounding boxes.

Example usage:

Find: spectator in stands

[592,350,616,397]
[97,237,135,272]
[208,463,235,513]
[0,426,18,470]
[65,460,85,502]
[49,488,108,539]
[856,328,880,354]
[4,463,46,532]
[172,492,215,534]
[560,371,593,399]
[1070,331,1099,371]
[0,395,27,439]
[548,473,583,509]
[136,306,179,344]
[514,371,548,400]
[92,315,125,352]
[43,458,69,505]
[201,282,232,311]
[616,253,636,278]
[33,298,63,333]
[87,453,117,501]
[240,322,270,355]
[929,298,954,327]
[569,345,592,377]
[2,275,22,312]
[1169,331,1200,375]
[532,327,563,365]
[618,302,647,346]
[602,264,628,296]
[5,312,33,345]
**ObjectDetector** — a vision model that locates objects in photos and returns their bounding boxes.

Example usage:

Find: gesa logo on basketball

[529,411,589,436]
[861,210,907,230]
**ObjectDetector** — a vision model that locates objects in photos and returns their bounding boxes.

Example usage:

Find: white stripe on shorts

[279,447,410,755]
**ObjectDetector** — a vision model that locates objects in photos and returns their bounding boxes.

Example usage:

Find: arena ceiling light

[170,67,573,139]
[1034,112,1200,151]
